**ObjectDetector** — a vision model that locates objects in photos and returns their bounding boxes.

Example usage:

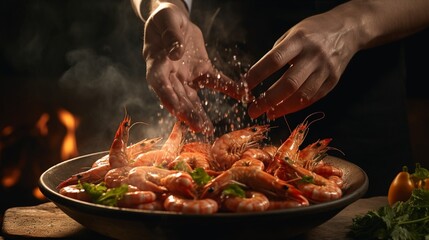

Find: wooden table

[1,197,387,239]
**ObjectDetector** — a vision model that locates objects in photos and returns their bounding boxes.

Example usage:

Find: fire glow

[58,108,79,161]
[1,108,80,203]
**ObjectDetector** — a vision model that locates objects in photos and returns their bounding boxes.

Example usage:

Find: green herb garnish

[300,175,315,184]
[190,167,212,186]
[349,188,429,240]
[78,181,128,207]
[221,183,246,198]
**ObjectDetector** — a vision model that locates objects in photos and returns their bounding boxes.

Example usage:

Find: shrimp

[231,158,265,171]
[267,113,324,175]
[298,138,332,164]
[200,166,308,207]
[56,164,110,189]
[223,191,269,212]
[279,158,342,203]
[266,123,308,175]
[57,115,132,189]
[160,171,197,199]
[181,141,211,155]
[127,137,163,160]
[312,162,344,178]
[126,166,174,193]
[327,175,345,189]
[92,155,110,168]
[109,114,131,168]
[211,125,269,170]
[58,185,92,202]
[104,166,132,188]
[91,137,162,168]
[131,121,185,167]
[164,195,218,214]
[116,190,157,208]
[168,152,211,172]
[241,148,272,167]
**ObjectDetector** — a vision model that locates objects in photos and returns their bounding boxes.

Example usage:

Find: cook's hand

[245,12,358,120]
[144,3,247,134]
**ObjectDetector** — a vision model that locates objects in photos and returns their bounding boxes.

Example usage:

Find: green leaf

[411,163,429,181]
[77,181,128,207]
[349,188,429,240]
[300,175,315,184]
[221,184,245,198]
[190,168,212,186]
[95,184,128,206]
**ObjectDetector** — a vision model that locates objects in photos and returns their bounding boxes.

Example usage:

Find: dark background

[1,0,428,218]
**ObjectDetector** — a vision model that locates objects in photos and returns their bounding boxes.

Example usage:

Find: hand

[245,12,358,120]
[143,3,248,134]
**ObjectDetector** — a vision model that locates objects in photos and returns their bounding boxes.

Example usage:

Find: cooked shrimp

[327,175,345,189]
[91,155,110,168]
[126,166,174,193]
[131,121,185,167]
[116,190,157,208]
[91,137,162,168]
[312,162,343,178]
[109,114,131,168]
[168,152,211,172]
[104,166,132,188]
[57,115,132,189]
[231,158,265,171]
[211,125,269,170]
[127,137,163,160]
[58,185,92,202]
[160,171,197,199]
[56,164,110,189]
[280,159,342,203]
[223,191,269,212]
[298,138,332,166]
[200,166,307,206]
[164,195,218,214]
[241,148,272,167]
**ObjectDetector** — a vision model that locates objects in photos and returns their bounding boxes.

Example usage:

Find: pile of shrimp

[57,113,345,214]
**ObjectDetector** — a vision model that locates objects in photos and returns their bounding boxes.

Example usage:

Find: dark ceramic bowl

[39,152,368,240]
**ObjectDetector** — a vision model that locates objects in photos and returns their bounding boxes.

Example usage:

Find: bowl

[39,151,368,240]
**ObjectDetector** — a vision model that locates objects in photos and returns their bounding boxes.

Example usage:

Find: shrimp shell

[211,125,269,170]
[59,185,92,202]
[223,191,269,212]
[164,195,218,214]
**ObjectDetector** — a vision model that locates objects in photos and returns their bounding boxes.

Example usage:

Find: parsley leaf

[190,167,212,186]
[78,181,128,207]
[221,183,246,198]
[349,188,429,240]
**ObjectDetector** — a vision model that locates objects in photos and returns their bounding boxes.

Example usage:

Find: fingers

[245,38,301,90]
[148,67,214,134]
[195,70,254,104]
[248,59,332,119]
[266,77,335,119]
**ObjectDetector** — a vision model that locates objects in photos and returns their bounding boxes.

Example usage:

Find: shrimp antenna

[282,115,292,134]
[304,111,326,127]
[326,146,346,156]
[130,121,149,129]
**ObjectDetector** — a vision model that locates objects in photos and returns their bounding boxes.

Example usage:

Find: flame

[58,108,79,160]
[33,187,46,200]
[2,167,21,188]
[1,125,14,136]
[36,113,50,136]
